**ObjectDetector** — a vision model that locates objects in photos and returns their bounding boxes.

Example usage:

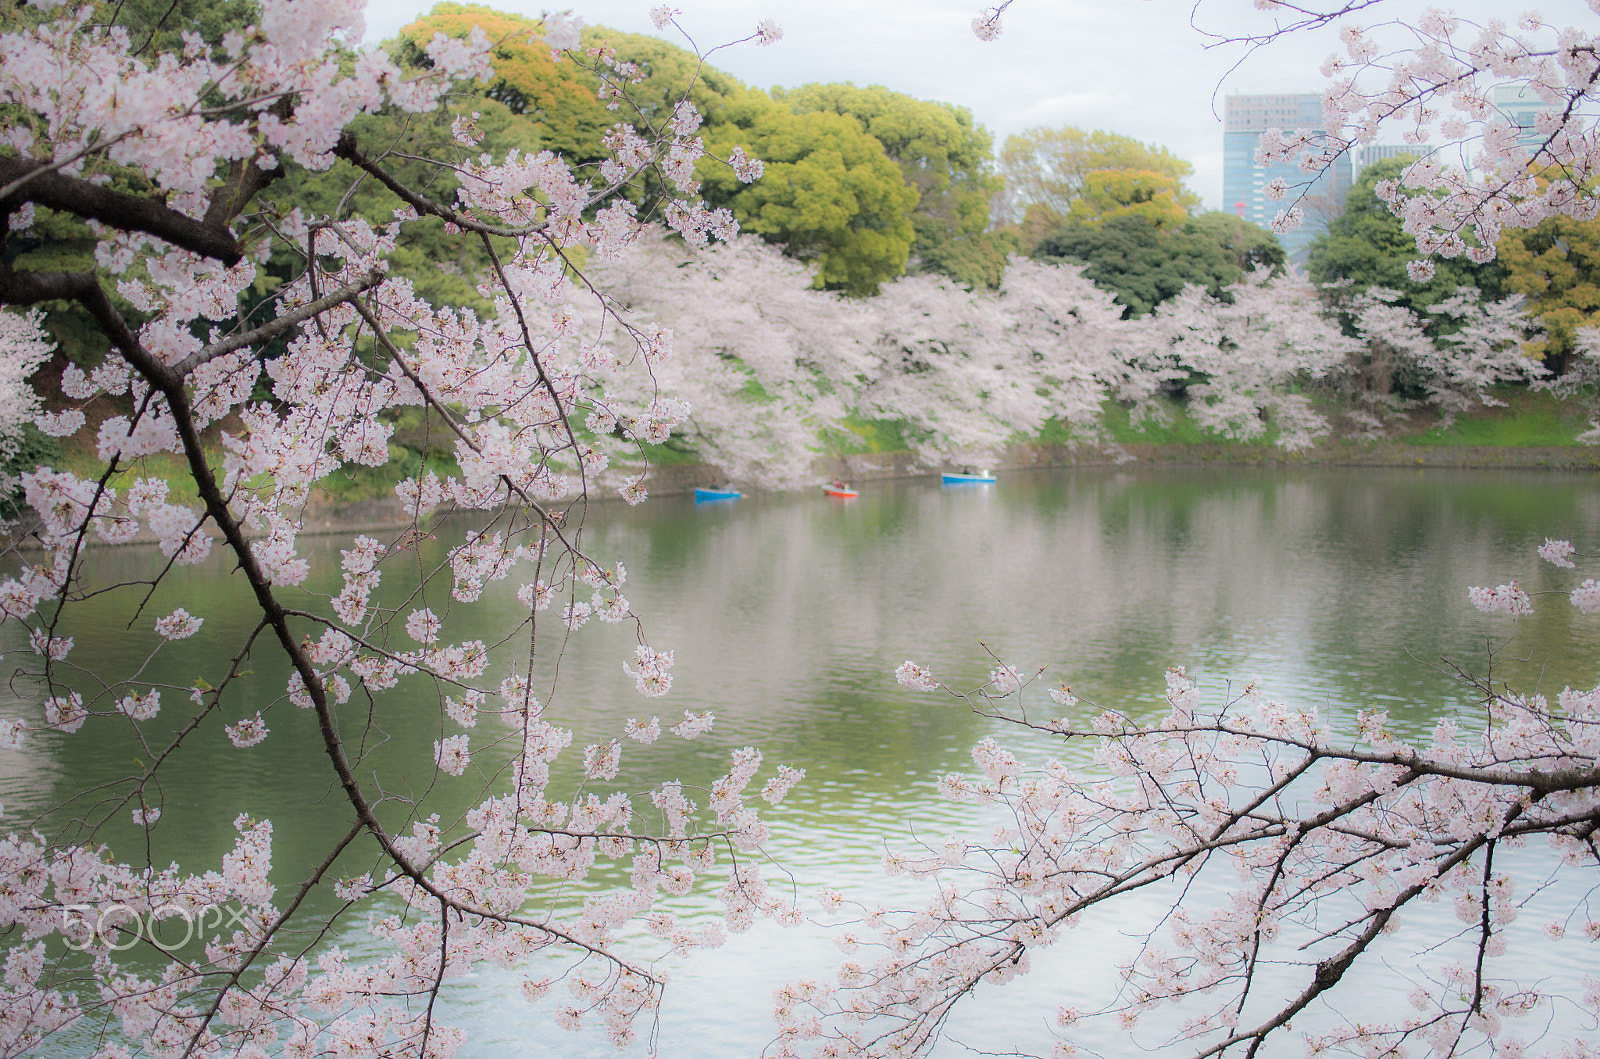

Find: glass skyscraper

[1494,85,1552,154]
[1354,143,1435,178]
[1223,93,1353,263]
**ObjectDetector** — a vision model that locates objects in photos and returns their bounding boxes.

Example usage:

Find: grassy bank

[1401,388,1592,447]
[1077,389,1595,451]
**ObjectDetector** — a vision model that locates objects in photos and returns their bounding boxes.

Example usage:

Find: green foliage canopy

[774,83,1004,288]
[697,90,918,295]
[401,7,922,295]
[1307,155,1507,316]
[1034,211,1285,318]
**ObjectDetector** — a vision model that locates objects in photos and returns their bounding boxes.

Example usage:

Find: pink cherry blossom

[404,607,441,644]
[154,608,203,639]
[1540,538,1577,568]
[115,690,160,721]
[1469,581,1534,616]
[225,713,270,748]
[896,660,939,691]
[434,734,471,776]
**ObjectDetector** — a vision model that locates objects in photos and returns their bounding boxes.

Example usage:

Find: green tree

[698,89,918,296]
[775,83,1003,287]
[85,0,258,59]
[1034,211,1285,318]
[400,8,919,295]
[1307,155,1507,315]
[914,229,1019,290]
[1186,211,1288,274]
[399,10,748,201]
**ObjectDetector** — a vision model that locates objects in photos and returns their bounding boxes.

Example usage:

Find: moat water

[7,466,1599,1056]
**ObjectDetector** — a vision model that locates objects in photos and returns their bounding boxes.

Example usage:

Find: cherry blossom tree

[858,260,1130,461]
[588,230,874,488]
[0,308,54,481]
[0,2,810,1055]
[1313,281,1547,438]
[592,230,1543,480]
[1129,270,1355,448]
[592,239,1152,476]
[775,539,1600,1058]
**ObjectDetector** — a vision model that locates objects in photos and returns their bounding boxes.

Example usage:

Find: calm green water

[5,466,1599,1056]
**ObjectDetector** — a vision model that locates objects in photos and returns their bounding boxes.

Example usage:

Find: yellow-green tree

[999,126,1198,224]
[399,6,920,294]
[1497,213,1600,368]
[397,5,614,161]
[1065,168,1189,231]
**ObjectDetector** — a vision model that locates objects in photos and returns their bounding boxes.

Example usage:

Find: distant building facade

[1353,143,1435,179]
[1494,85,1552,154]
[1223,93,1352,262]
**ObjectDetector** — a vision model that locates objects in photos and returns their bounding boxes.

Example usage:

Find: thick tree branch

[0,268,101,307]
[0,157,243,265]
[202,155,284,234]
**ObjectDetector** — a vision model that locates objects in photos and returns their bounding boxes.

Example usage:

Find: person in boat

[831,478,848,491]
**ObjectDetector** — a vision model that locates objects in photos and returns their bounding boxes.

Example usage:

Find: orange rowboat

[823,485,859,499]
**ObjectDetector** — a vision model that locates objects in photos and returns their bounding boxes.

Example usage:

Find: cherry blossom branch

[346,296,588,564]
[179,820,365,1057]
[331,133,549,239]
[153,347,658,981]
[0,11,797,1053]
[168,269,385,376]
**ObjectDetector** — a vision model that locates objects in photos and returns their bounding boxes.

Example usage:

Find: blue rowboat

[942,472,996,485]
[694,487,741,502]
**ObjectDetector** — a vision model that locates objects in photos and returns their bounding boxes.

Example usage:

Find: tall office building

[1354,143,1435,179]
[1494,85,1553,154]
[1223,93,1353,263]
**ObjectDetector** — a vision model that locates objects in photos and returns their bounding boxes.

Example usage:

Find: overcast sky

[361,0,1594,213]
